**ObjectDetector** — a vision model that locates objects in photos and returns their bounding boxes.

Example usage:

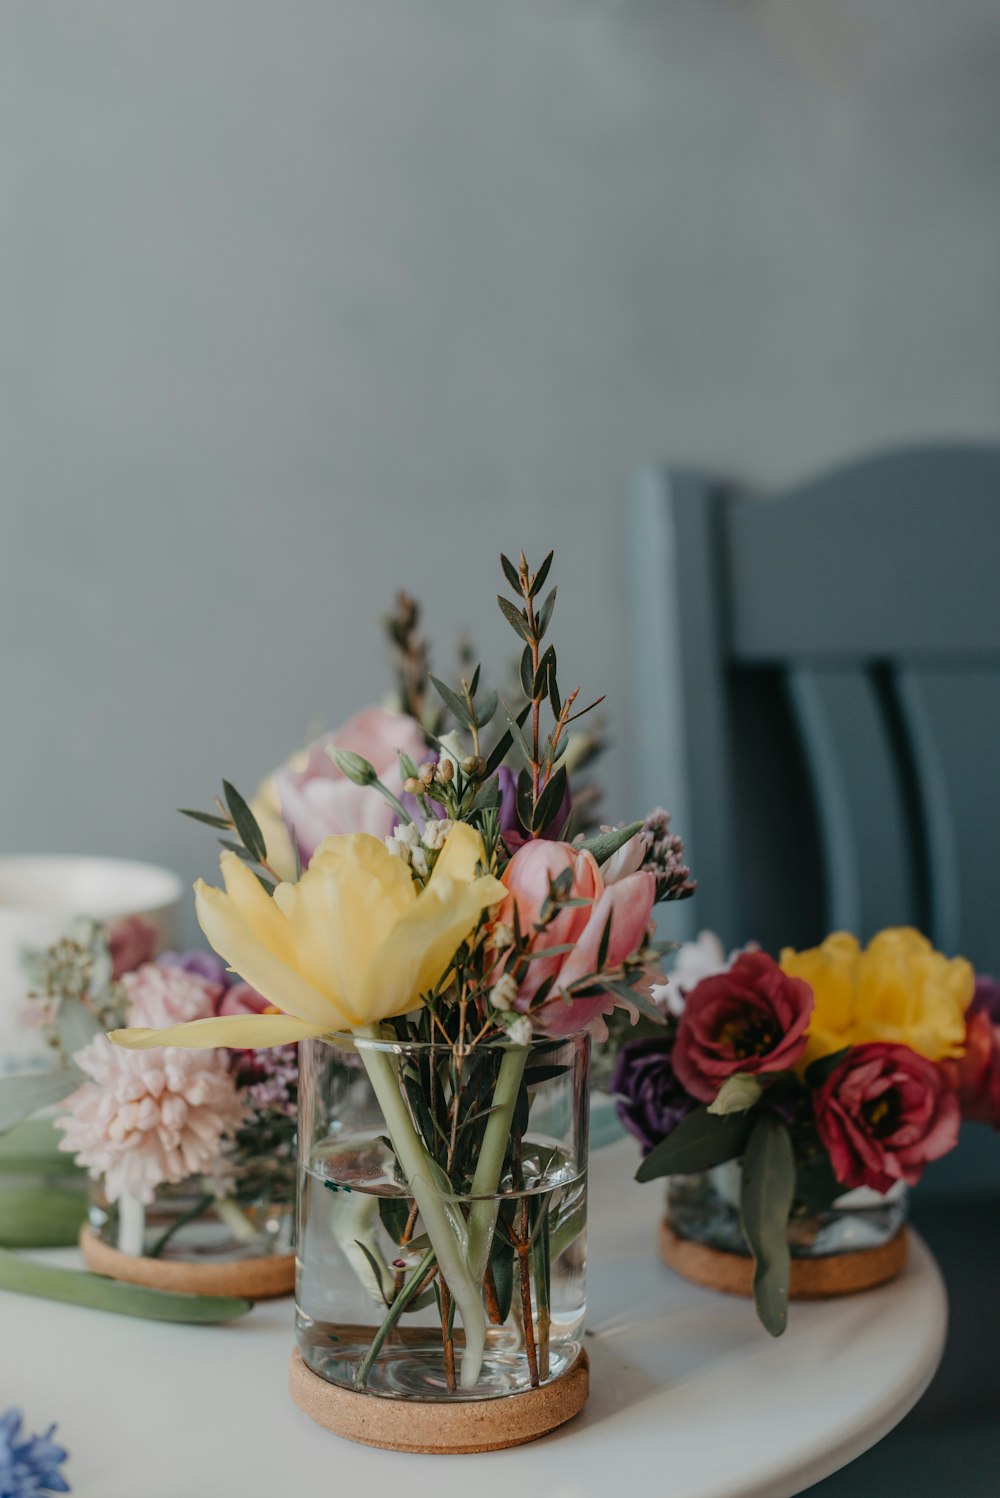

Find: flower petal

[110,1013,329,1050]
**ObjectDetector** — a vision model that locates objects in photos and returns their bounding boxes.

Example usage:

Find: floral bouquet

[19,922,296,1269]
[616,926,996,1334]
[109,550,693,1433]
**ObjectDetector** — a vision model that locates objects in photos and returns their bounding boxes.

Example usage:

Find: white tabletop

[0,1137,946,1498]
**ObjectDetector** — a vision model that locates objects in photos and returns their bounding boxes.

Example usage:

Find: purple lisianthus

[610,1035,695,1155]
[973,974,1000,1025]
[0,1408,70,1496]
[158,949,234,989]
[497,766,572,850]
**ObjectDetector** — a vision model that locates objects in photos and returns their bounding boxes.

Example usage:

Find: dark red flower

[672,951,813,1102]
[940,1009,1000,1129]
[814,1042,960,1193]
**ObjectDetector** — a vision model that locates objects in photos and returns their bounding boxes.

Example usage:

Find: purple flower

[973,974,1000,1026]
[497,766,572,849]
[158,950,234,988]
[0,1408,70,1496]
[610,1035,695,1155]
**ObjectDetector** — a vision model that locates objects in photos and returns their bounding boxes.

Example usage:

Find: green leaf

[532,765,567,832]
[489,1235,515,1324]
[473,690,498,729]
[471,777,502,814]
[739,1114,796,1337]
[469,663,482,697]
[178,808,232,830]
[519,646,534,697]
[56,1001,102,1056]
[222,780,267,863]
[354,1238,391,1304]
[604,979,667,1026]
[0,1184,87,1248]
[430,675,475,731]
[532,646,556,700]
[500,553,522,593]
[483,703,532,777]
[794,1151,845,1215]
[596,911,613,970]
[804,1048,851,1089]
[0,1070,81,1135]
[497,596,533,643]
[529,550,554,600]
[0,1248,252,1322]
[635,1105,752,1182]
[502,702,535,770]
[378,1195,411,1246]
[578,821,643,867]
[218,837,258,863]
[536,586,557,640]
[516,769,534,833]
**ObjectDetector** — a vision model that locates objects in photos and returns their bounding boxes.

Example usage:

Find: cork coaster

[288,1347,590,1453]
[79,1225,295,1299]
[660,1221,908,1299]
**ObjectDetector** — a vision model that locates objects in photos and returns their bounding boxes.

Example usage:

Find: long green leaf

[0,1070,80,1136]
[0,1249,252,1322]
[0,1186,87,1248]
[429,675,475,730]
[636,1105,752,1182]
[222,780,267,864]
[739,1114,796,1337]
[579,821,643,867]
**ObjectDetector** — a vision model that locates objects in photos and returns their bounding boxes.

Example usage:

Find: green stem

[466,1045,529,1286]
[353,1246,436,1391]
[147,1193,214,1259]
[357,1027,487,1390]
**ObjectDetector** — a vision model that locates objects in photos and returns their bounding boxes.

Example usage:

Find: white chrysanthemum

[422,818,454,851]
[56,1036,244,1205]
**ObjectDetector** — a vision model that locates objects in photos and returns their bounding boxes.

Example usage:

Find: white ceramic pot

[0,856,184,1075]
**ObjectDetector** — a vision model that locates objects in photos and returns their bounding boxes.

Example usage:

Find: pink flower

[107,915,159,979]
[498,840,656,1038]
[274,707,428,864]
[814,1042,960,1193]
[123,963,222,1029]
[940,1010,1000,1129]
[56,1037,244,1204]
[672,952,814,1102]
[217,981,271,1018]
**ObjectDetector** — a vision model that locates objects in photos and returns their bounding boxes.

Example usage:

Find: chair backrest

[629,445,1000,1197]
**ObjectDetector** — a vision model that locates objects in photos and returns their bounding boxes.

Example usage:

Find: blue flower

[0,1409,70,1497]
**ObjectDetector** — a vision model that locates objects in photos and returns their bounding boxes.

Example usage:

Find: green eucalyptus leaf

[603,979,668,1026]
[500,553,522,593]
[489,1234,515,1324]
[0,1248,252,1322]
[483,703,532,777]
[532,765,567,832]
[218,838,257,863]
[474,690,499,729]
[430,675,475,730]
[740,1114,796,1337]
[635,1105,752,1182]
[178,808,232,830]
[0,1070,81,1136]
[497,596,533,644]
[222,780,267,863]
[471,777,502,814]
[0,1185,87,1248]
[519,646,534,698]
[529,550,554,600]
[502,702,535,770]
[578,822,643,867]
[536,586,557,640]
[516,769,534,833]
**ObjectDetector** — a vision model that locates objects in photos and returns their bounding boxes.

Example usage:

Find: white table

[0,1139,946,1498]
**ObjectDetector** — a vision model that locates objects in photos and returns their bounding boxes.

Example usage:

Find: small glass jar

[295,1031,590,1402]
[666,1161,907,1260]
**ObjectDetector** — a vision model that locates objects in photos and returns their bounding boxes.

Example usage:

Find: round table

[0,1138,946,1498]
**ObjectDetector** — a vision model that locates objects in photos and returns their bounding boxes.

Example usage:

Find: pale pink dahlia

[122,962,222,1029]
[56,1037,244,1204]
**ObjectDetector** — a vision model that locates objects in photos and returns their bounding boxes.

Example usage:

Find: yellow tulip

[780,926,974,1068]
[110,822,506,1051]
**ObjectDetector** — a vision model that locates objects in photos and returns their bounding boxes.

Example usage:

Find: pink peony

[498,840,656,1038]
[123,963,222,1029]
[107,915,160,979]
[274,707,428,864]
[56,1037,244,1204]
[672,952,814,1102]
[814,1042,960,1193]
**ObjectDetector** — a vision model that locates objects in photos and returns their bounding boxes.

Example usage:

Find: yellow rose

[780,926,974,1068]
[111,822,506,1051]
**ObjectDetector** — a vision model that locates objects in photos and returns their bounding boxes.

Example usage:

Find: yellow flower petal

[110,1013,329,1050]
[429,821,488,885]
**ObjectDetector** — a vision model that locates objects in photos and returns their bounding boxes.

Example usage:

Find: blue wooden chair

[629,445,1000,1494]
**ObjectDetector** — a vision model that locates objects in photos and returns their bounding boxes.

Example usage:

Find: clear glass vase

[89,1157,296,1262]
[296,1031,589,1402]
[666,1161,907,1259]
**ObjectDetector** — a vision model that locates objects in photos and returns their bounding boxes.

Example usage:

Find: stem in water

[465,1045,529,1285]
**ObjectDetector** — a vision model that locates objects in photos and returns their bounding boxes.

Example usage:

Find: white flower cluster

[385,818,454,877]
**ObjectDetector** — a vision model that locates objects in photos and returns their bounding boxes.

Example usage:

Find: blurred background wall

[3,0,999,934]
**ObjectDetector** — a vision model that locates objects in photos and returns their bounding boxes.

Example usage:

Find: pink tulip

[498,840,656,1038]
[274,707,427,864]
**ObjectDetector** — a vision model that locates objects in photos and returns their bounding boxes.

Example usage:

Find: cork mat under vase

[659,1220,909,1299]
[79,1224,295,1299]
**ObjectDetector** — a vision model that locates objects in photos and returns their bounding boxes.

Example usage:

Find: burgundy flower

[940,1008,1000,1130]
[672,951,813,1102]
[107,915,159,979]
[814,1042,960,1193]
[610,1035,695,1155]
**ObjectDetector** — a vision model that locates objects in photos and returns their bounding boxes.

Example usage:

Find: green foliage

[222,779,268,863]
[739,1114,796,1337]
[636,1105,753,1182]
[0,1248,252,1322]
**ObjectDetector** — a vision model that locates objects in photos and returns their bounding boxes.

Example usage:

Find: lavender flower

[610,1035,695,1155]
[0,1409,70,1496]
[158,950,234,988]
[234,1045,299,1119]
[973,974,1000,1025]
[641,807,696,903]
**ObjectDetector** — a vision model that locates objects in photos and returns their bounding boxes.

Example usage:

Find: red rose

[939,1010,1000,1129]
[672,951,814,1102]
[814,1042,960,1193]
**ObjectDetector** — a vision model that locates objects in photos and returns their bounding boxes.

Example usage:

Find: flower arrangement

[109,550,693,1426]
[616,926,992,1334]
[16,924,297,1263]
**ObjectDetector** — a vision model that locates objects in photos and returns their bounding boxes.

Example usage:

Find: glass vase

[666,1161,907,1260]
[295,1030,589,1403]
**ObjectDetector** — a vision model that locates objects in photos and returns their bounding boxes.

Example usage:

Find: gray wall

[2,0,999,936]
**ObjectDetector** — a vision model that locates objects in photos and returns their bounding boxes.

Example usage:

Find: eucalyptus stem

[357,1026,487,1390]
[353,1246,436,1391]
[466,1044,529,1285]
[147,1193,214,1259]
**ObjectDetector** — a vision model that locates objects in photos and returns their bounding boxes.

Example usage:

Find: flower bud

[326,746,377,786]
[403,777,422,796]
[507,1015,533,1046]
[437,759,455,783]
[490,973,520,1012]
